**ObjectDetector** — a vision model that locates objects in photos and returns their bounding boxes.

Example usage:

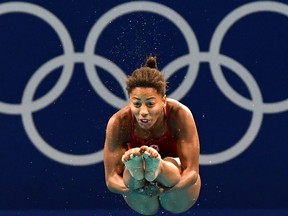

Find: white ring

[21,54,104,166]
[84,1,200,106]
[0,1,287,166]
[209,1,288,114]
[200,54,263,165]
[0,2,74,114]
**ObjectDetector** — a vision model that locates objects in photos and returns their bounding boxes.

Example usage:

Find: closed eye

[147,102,155,107]
[133,102,141,108]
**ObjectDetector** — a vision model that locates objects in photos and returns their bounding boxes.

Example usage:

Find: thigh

[123,191,160,215]
[163,157,182,172]
[159,174,201,214]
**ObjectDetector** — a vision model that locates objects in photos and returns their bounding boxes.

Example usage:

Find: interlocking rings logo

[0,1,287,166]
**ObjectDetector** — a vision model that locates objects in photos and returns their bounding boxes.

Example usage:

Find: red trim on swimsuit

[127,104,178,158]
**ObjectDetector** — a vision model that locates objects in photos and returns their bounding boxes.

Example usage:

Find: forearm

[107,174,161,197]
[168,169,199,192]
[106,174,130,195]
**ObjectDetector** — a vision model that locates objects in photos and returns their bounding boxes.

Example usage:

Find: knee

[128,202,159,215]
[124,194,159,215]
[138,207,159,215]
[161,200,192,214]
[159,193,197,214]
[159,198,184,214]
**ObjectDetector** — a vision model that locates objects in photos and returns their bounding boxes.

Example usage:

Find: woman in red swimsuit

[104,56,201,215]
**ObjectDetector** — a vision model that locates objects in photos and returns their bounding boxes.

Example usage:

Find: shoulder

[105,106,131,149]
[104,107,131,159]
[107,105,131,130]
[166,98,195,132]
[167,98,192,117]
[106,105,131,141]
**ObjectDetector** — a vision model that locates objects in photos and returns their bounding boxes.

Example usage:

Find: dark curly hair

[126,56,167,96]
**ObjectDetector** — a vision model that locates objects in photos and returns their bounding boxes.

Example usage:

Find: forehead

[129,87,162,100]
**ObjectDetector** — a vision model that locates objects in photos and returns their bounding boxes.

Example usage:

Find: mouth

[139,119,149,124]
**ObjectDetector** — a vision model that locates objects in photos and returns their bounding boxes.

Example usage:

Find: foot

[122,148,144,181]
[142,146,161,182]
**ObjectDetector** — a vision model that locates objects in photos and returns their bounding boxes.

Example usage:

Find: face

[129,87,166,130]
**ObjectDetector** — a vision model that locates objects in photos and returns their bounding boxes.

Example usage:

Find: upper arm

[174,104,200,173]
[103,114,128,181]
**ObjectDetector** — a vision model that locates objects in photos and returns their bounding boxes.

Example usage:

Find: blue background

[0,0,288,215]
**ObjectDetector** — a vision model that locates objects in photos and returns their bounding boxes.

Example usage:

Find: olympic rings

[209,1,288,113]
[0,1,74,114]
[0,1,287,166]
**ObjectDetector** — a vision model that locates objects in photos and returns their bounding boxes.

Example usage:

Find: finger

[122,154,129,162]
[145,147,159,158]
[139,145,148,153]
[122,150,136,162]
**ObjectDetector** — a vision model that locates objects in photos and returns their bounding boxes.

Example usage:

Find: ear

[162,95,167,106]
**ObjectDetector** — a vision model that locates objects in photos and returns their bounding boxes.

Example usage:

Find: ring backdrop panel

[0,0,287,212]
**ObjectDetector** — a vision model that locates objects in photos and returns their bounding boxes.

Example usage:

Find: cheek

[150,107,163,116]
[130,107,139,116]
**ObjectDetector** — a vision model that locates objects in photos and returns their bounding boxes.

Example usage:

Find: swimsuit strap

[165,103,171,131]
[129,109,135,139]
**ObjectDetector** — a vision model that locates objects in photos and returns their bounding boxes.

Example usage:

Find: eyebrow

[132,97,156,100]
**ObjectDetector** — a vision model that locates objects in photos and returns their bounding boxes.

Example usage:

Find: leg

[122,148,160,215]
[160,174,201,214]
[122,192,159,215]
[123,167,146,190]
[142,146,181,187]
[122,147,144,180]
[155,157,181,187]
[143,151,161,182]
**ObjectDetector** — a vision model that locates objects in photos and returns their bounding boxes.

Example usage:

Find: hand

[139,145,160,158]
[121,147,142,162]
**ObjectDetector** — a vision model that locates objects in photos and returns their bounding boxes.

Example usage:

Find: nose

[140,105,148,116]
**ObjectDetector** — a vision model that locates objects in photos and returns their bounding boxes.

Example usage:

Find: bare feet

[141,146,161,182]
[122,147,144,180]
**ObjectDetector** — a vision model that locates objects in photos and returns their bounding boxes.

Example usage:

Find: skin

[104,87,201,215]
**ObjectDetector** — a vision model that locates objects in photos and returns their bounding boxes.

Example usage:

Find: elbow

[106,182,117,194]
[105,178,114,193]
[105,177,122,194]
[183,169,199,185]
[191,169,199,178]
[192,170,200,185]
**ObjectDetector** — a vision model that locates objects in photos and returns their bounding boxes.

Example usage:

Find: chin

[139,122,152,130]
[139,124,150,130]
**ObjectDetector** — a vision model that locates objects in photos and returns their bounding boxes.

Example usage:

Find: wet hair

[126,56,167,96]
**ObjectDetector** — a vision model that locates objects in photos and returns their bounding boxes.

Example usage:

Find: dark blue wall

[0,0,287,212]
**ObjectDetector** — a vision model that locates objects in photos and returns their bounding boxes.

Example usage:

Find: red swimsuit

[127,104,178,158]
